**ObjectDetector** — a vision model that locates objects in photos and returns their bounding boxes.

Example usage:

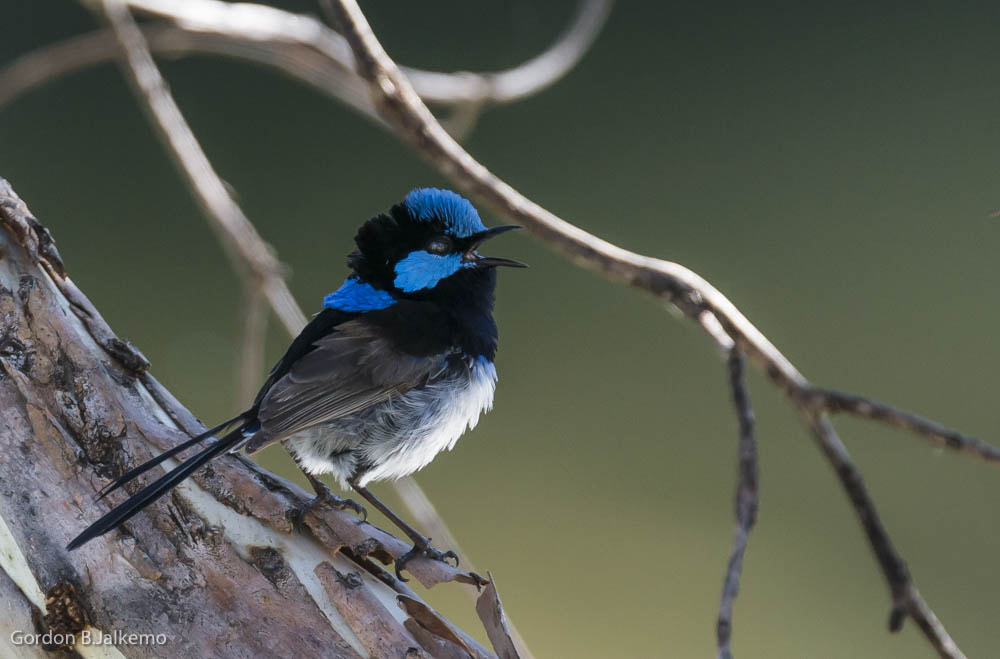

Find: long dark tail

[66,414,252,550]
[95,413,250,501]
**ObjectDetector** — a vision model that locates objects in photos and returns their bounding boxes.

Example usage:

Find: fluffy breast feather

[286,355,497,488]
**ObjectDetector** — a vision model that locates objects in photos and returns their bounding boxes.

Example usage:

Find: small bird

[67,188,525,578]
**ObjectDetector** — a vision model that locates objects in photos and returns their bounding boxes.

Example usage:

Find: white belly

[285,356,497,488]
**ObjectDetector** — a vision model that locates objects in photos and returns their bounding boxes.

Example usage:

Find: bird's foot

[311,490,367,520]
[293,485,367,534]
[395,537,459,581]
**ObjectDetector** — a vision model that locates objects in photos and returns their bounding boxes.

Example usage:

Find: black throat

[437,267,499,361]
[363,267,499,362]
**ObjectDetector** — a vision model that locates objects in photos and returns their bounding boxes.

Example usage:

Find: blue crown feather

[405,188,486,238]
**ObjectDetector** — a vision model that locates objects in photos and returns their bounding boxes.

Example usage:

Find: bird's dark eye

[426,236,452,255]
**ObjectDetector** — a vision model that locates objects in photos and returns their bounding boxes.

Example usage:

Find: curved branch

[0,23,379,123]
[403,0,612,104]
[0,0,611,118]
[322,0,987,655]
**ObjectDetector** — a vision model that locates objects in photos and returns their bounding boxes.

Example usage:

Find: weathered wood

[475,576,520,659]
[0,177,495,658]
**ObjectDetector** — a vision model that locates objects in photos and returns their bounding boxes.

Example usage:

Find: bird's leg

[289,456,366,530]
[347,476,458,580]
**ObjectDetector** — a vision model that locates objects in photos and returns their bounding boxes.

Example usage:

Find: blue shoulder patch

[323,277,396,312]
[405,188,486,238]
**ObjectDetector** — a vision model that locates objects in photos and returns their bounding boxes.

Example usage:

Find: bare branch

[801,413,966,659]
[804,387,1000,464]
[322,0,993,653]
[716,350,758,659]
[98,0,307,337]
[402,0,612,104]
[698,309,735,353]
[1,0,611,124]
[0,23,378,123]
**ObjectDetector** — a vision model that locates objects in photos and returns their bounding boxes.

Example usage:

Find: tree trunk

[0,177,500,658]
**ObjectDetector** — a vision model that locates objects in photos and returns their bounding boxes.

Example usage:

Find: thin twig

[323,0,987,654]
[716,350,758,659]
[801,413,966,659]
[805,387,1000,464]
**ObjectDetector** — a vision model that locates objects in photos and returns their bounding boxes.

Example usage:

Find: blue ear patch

[405,188,487,238]
[323,277,396,312]
[394,250,465,292]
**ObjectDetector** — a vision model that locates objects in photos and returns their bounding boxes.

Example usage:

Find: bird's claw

[293,491,367,534]
[330,495,368,522]
[394,538,460,581]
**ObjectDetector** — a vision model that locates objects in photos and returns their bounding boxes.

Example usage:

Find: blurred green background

[3,1,1000,657]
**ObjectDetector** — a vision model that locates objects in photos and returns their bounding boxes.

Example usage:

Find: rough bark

[0,177,499,658]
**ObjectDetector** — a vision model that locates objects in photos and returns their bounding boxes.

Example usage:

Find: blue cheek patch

[393,250,465,292]
[323,277,396,311]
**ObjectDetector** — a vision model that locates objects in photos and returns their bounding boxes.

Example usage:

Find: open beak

[476,256,528,268]
[467,225,528,268]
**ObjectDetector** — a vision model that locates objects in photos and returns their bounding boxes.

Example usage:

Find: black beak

[476,256,529,268]
[467,225,528,268]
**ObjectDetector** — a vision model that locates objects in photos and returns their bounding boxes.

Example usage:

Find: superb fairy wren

[67,188,525,578]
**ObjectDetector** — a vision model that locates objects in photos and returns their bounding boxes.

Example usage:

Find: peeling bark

[0,178,501,658]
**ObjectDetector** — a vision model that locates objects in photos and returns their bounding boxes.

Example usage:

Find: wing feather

[257,318,449,439]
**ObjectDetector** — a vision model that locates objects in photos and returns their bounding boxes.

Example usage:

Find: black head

[348,188,525,302]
